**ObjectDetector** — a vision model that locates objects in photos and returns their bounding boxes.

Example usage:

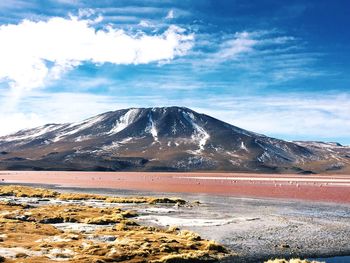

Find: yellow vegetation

[0,185,186,204]
[0,185,58,198]
[58,192,106,200]
[3,204,135,224]
[0,185,231,262]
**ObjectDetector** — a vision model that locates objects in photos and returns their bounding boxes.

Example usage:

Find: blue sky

[0,0,349,144]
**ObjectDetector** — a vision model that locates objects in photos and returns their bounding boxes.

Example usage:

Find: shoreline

[1,171,350,204]
[1,181,349,208]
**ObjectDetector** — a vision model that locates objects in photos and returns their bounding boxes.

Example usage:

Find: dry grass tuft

[0,185,58,198]
[0,185,187,205]
[178,230,202,241]
[3,204,135,224]
[58,193,106,201]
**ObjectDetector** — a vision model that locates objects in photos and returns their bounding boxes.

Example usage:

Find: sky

[0,0,349,144]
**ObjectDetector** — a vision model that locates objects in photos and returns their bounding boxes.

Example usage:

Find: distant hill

[0,106,349,173]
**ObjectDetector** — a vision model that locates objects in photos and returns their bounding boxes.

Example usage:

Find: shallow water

[310,256,350,263]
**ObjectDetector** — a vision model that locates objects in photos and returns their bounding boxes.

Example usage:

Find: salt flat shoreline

[1,181,350,262]
[0,171,350,203]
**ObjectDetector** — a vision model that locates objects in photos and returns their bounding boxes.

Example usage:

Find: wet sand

[0,171,349,203]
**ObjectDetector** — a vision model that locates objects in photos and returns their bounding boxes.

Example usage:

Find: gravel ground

[184,195,350,262]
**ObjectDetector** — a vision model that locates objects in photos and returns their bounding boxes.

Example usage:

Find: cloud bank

[0,15,194,96]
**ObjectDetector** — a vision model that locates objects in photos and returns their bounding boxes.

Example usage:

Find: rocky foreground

[0,185,324,263]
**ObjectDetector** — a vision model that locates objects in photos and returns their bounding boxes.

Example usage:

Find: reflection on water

[310,256,350,263]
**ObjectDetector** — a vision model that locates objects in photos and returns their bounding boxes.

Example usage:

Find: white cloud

[193,94,350,142]
[0,0,34,10]
[205,30,297,63]
[0,112,43,136]
[138,20,153,27]
[78,8,96,18]
[97,6,165,16]
[0,15,194,98]
[51,0,80,6]
[191,30,325,86]
[216,32,258,59]
[0,92,119,136]
[166,10,175,19]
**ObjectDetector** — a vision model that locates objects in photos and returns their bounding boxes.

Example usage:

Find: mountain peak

[0,107,349,173]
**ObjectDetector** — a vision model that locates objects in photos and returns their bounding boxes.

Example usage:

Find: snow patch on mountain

[53,115,106,142]
[182,112,210,153]
[146,114,159,142]
[294,141,344,149]
[109,109,140,135]
[2,124,65,142]
[240,141,248,151]
[257,152,271,162]
[75,135,93,142]
[171,121,177,135]
[102,137,133,151]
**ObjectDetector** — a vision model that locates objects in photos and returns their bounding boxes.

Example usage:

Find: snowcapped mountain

[0,107,349,173]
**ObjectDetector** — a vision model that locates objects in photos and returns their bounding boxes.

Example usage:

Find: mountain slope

[0,107,349,173]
